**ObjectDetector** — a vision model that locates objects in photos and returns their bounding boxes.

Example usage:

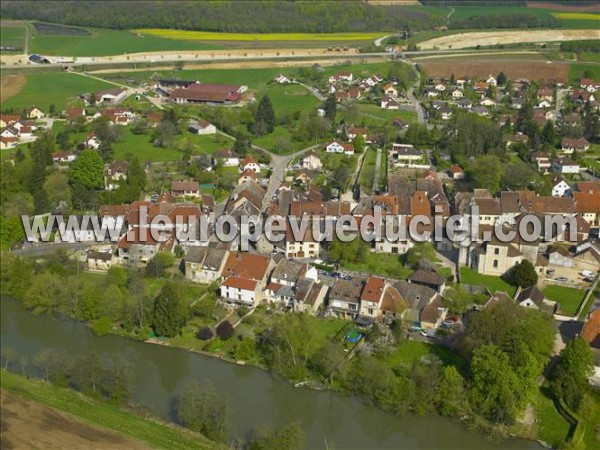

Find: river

[1,297,540,450]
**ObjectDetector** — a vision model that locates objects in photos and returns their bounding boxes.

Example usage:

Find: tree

[469,345,525,424]
[33,348,66,383]
[511,260,538,288]
[254,95,275,136]
[69,351,104,396]
[215,320,234,340]
[496,71,507,86]
[103,354,134,404]
[177,380,230,442]
[248,422,305,450]
[263,313,318,381]
[152,282,187,337]
[145,251,175,278]
[324,93,337,125]
[406,242,437,268]
[311,340,347,383]
[354,134,365,154]
[69,149,104,190]
[552,337,594,410]
[435,366,467,418]
[468,155,502,193]
[541,120,556,145]
[1,346,17,371]
[197,326,214,340]
[43,172,72,209]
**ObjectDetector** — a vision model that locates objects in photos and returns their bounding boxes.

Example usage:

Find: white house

[275,74,292,84]
[215,149,240,167]
[328,72,353,84]
[434,83,446,92]
[451,89,464,99]
[52,151,77,164]
[95,88,128,105]
[553,158,580,174]
[383,83,398,97]
[301,151,323,171]
[480,98,496,107]
[325,139,354,155]
[220,277,258,306]
[486,74,497,86]
[240,156,261,173]
[551,176,571,197]
[188,119,216,135]
[537,100,552,109]
[86,132,101,149]
[27,106,45,119]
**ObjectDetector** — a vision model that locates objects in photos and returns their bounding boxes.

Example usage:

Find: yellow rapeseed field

[134,29,385,41]
[552,13,600,20]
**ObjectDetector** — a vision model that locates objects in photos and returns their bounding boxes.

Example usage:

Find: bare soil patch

[419,29,600,50]
[0,390,148,450]
[0,74,26,102]
[419,59,570,83]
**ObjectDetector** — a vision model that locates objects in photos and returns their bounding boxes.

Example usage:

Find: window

[494,248,500,255]
[493,260,499,268]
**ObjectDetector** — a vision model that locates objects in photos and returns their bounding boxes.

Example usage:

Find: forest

[0,1,445,33]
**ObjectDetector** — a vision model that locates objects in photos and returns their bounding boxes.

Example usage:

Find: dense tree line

[561,40,600,53]
[0,1,444,33]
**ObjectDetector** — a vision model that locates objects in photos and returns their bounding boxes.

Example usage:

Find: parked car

[555,276,569,282]
[581,270,594,278]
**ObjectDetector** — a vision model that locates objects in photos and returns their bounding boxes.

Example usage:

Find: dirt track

[419,29,600,50]
[0,390,148,450]
[90,56,388,74]
[0,74,26,102]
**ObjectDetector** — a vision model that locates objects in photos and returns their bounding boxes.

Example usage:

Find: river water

[1,297,540,450]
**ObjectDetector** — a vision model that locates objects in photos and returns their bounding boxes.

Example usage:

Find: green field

[542,285,586,316]
[0,22,26,51]
[382,341,463,368]
[0,371,217,449]
[359,147,378,191]
[28,25,222,56]
[261,83,319,115]
[533,388,571,448]
[569,63,600,81]
[459,267,517,296]
[448,5,599,29]
[1,72,113,111]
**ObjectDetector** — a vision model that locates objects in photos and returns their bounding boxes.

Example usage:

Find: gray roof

[184,247,228,271]
[330,277,365,304]
[394,280,436,310]
[271,259,306,283]
[517,286,545,306]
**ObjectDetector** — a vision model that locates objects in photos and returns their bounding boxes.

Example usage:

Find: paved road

[262,144,320,209]
[298,82,325,101]
[403,61,427,124]
[374,35,390,47]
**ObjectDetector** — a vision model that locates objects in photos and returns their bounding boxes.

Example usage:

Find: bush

[90,317,112,336]
[197,326,214,341]
[216,320,235,340]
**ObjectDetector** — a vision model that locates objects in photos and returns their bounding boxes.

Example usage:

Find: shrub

[216,320,234,340]
[197,326,214,341]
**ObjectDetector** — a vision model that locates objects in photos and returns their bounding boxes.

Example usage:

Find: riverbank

[0,371,219,450]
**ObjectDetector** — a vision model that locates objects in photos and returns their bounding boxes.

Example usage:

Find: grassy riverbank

[0,371,219,450]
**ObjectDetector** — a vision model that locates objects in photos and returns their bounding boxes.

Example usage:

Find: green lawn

[2,72,114,111]
[342,252,413,280]
[262,83,319,116]
[359,148,378,191]
[533,388,571,448]
[0,22,26,51]
[356,103,418,125]
[542,285,586,316]
[569,63,600,82]
[29,26,221,56]
[0,371,218,449]
[459,267,517,296]
[448,5,599,29]
[382,341,463,368]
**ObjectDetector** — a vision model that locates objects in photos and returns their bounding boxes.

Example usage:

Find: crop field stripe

[134,29,386,41]
[552,12,600,20]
